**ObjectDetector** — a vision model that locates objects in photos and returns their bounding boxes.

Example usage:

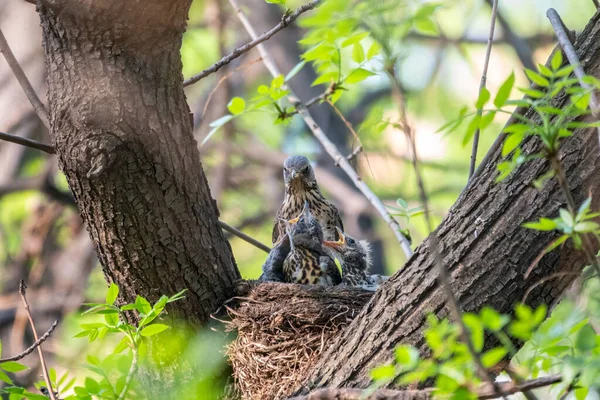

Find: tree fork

[37,0,239,325]
[295,10,600,393]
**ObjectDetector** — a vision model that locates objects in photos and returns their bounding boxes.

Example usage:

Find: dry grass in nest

[222,282,374,400]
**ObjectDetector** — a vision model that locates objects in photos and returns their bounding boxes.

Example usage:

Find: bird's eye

[347,238,355,245]
[301,165,310,173]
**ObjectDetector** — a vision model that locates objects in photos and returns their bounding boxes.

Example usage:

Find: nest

[223,282,374,400]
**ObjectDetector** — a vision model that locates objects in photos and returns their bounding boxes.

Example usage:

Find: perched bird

[272,155,343,244]
[282,202,342,286]
[323,227,388,290]
[258,233,291,283]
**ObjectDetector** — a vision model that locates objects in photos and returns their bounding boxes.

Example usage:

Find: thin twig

[0,131,55,154]
[228,0,414,259]
[199,57,262,125]
[217,220,271,253]
[547,8,600,148]
[117,347,138,400]
[0,320,58,362]
[18,281,57,400]
[469,0,499,179]
[0,29,50,129]
[388,71,505,398]
[522,272,581,303]
[183,0,323,87]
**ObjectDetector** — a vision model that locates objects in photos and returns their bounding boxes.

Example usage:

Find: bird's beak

[323,227,345,250]
[286,216,300,224]
[290,170,298,180]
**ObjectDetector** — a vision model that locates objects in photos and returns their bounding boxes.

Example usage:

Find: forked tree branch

[0,29,50,129]
[469,0,499,179]
[183,0,323,87]
[227,0,414,259]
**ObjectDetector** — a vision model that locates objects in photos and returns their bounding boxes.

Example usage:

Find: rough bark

[37,0,239,324]
[296,11,600,393]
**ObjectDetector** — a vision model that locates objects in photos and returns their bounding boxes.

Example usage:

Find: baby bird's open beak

[323,227,346,250]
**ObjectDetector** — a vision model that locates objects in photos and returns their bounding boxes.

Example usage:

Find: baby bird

[258,233,291,283]
[323,227,388,290]
[272,155,343,244]
[282,202,341,286]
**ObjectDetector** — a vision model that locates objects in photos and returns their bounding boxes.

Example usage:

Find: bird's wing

[271,205,284,244]
[260,235,291,282]
[320,255,342,285]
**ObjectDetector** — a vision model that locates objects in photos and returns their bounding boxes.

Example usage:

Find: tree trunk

[296,11,600,393]
[37,0,239,325]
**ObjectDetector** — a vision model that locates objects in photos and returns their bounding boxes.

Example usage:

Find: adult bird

[272,155,343,244]
[324,227,388,290]
[282,202,341,286]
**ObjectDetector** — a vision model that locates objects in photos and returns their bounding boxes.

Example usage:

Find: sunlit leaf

[525,69,550,87]
[551,51,563,70]
[0,361,28,373]
[352,43,365,63]
[344,68,375,84]
[481,347,508,368]
[285,61,306,82]
[227,97,246,115]
[140,324,170,337]
[106,283,119,305]
[494,72,515,108]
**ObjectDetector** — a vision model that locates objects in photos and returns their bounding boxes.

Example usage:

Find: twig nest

[224,282,374,400]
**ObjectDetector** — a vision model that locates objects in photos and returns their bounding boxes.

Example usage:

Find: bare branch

[0,320,58,363]
[183,0,323,87]
[547,8,599,117]
[469,0,499,179]
[18,280,57,400]
[0,29,50,129]
[288,374,562,400]
[0,131,55,154]
[228,0,414,259]
[217,220,271,253]
[484,0,535,70]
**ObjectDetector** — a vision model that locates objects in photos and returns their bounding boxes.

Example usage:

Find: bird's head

[323,227,371,270]
[283,155,317,191]
[283,201,323,249]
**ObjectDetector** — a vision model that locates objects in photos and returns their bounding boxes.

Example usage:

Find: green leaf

[265,0,286,4]
[525,69,550,87]
[462,313,484,352]
[285,61,306,82]
[106,283,119,305]
[532,304,547,325]
[168,289,187,303]
[367,42,381,59]
[571,92,591,109]
[140,324,170,337]
[555,65,575,78]
[104,312,119,327]
[538,64,553,77]
[462,114,481,146]
[494,72,515,108]
[0,369,13,384]
[574,221,599,233]
[257,85,269,95]
[481,347,508,368]
[475,88,490,109]
[84,377,101,394]
[413,18,438,36]
[73,330,91,338]
[559,208,574,227]
[575,324,597,351]
[394,345,419,369]
[369,364,396,381]
[227,97,246,115]
[341,32,370,47]
[113,336,130,354]
[0,361,28,373]
[344,68,375,84]
[479,307,509,332]
[502,131,525,156]
[551,51,563,71]
[352,43,365,64]
[522,218,557,231]
[575,387,589,400]
[519,88,546,98]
